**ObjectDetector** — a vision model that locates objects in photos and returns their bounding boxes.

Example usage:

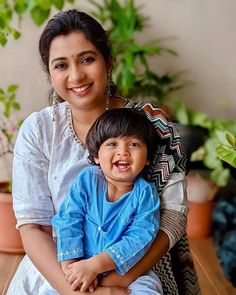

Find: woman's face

[48,31,110,110]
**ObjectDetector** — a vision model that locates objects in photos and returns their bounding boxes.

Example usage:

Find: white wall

[139,0,236,119]
[0,0,236,180]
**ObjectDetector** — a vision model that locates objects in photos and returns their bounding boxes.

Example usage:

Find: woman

[8,10,199,295]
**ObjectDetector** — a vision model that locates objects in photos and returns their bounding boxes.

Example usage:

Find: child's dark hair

[86,108,158,166]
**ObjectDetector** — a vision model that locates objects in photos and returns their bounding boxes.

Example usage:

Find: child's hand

[88,278,98,293]
[61,259,77,275]
[66,259,99,292]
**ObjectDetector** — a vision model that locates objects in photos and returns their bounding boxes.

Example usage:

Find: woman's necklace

[66,96,110,146]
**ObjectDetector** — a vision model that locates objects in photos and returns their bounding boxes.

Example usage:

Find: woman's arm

[19,224,129,295]
[19,224,78,294]
[101,230,169,288]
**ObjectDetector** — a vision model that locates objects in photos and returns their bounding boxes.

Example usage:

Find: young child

[52,108,163,294]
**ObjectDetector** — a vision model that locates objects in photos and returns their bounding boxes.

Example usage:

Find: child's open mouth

[114,161,130,170]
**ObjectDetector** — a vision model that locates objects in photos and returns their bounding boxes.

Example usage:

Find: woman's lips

[69,83,92,96]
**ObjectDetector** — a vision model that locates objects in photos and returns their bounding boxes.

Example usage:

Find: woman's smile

[69,83,93,97]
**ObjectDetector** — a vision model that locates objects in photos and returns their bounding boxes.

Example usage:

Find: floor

[0,238,236,294]
[189,238,236,295]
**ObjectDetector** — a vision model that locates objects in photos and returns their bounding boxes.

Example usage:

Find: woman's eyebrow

[50,50,97,64]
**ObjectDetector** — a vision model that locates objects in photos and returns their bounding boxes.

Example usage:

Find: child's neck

[106,180,134,202]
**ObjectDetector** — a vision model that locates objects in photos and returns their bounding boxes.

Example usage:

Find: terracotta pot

[186,173,218,238]
[0,184,25,253]
[187,200,214,238]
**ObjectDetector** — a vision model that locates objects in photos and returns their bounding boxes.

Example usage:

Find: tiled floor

[0,238,235,294]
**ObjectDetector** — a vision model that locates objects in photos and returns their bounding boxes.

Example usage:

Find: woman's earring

[52,89,59,121]
[105,73,112,110]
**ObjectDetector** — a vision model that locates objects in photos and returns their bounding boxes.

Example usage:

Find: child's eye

[106,142,116,147]
[104,140,118,148]
[81,57,95,64]
[129,142,140,147]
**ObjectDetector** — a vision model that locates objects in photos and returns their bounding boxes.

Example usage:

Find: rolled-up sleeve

[159,172,188,249]
[12,112,54,228]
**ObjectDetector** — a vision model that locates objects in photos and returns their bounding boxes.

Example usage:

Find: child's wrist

[90,252,116,274]
[89,256,103,274]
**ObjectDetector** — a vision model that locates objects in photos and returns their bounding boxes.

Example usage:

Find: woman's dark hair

[39,9,111,74]
[86,108,158,166]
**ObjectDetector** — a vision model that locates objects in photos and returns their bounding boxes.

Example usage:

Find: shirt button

[98,226,101,231]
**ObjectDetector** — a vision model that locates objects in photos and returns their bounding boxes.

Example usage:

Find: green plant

[172,98,236,187]
[0,85,23,186]
[0,0,74,46]
[88,0,185,105]
[216,133,236,169]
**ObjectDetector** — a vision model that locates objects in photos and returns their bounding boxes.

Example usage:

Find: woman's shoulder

[124,99,170,122]
[21,102,67,133]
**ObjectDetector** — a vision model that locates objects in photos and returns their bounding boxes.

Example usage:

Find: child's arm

[51,176,86,263]
[66,252,116,292]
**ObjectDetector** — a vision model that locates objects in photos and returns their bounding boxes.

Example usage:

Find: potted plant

[0,85,25,253]
[170,99,236,237]
[88,0,186,106]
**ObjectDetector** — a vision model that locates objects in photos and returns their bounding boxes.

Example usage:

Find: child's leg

[128,270,163,295]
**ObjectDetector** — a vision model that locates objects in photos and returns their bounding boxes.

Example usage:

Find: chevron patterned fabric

[124,101,200,294]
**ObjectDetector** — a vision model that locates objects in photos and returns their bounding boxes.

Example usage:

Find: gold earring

[105,73,113,110]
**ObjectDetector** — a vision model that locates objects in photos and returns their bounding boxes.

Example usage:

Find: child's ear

[146,159,150,165]
[94,158,100,164]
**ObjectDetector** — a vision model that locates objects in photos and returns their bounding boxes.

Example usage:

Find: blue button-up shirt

[52,166,160,275]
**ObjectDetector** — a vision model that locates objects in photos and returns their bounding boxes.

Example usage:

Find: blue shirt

[52,166,160,275]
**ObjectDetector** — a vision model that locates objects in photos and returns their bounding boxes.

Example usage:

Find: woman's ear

[145,159,150,166]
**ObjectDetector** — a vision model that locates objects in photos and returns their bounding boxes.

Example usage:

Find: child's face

[94,136,149,183]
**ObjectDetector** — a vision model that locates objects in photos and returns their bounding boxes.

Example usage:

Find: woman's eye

[55,63,67,70]
[81,57,95,64]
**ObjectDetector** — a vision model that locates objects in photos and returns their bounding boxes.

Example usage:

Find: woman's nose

[68,65,86,83]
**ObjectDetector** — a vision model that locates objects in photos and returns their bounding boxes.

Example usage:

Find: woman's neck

[69,96,126,143]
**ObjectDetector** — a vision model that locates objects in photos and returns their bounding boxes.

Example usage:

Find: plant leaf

[30,6,50,26]
[216,145,236,168]
[7,84,18,93]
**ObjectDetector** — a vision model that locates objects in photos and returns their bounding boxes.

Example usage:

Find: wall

[0,0,236,180]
